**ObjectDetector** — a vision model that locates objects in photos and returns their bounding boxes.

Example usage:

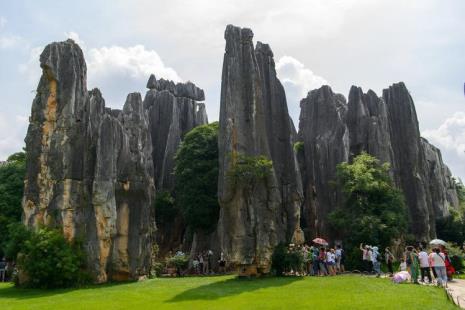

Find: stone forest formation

[22,24,459,282]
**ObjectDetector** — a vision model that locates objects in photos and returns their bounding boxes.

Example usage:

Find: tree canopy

[329,153,407,267]
[174,122,219,233]
[0,151,26,258]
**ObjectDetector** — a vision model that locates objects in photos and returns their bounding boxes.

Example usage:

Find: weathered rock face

[23,39,155,283]
[217,25,302,271]
[298,86,349,238]
[297,82,459,241]
[143,74,208,254]
[347,86,393,164]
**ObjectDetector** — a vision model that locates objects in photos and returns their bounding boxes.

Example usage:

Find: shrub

[167,253,189,270]
[7,225,89,288]
[271,243,304,276]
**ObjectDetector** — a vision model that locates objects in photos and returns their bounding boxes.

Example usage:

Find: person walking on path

[418,247,432,283]
[385,247,395,276]
[318,247,328,276]
[431,248,448,287]
[372,246,381,277]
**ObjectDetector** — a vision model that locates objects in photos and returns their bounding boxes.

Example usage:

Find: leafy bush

[228,153,273,185]
[167,253,189,276]
[271,243,304,276]
[7,225,89,288]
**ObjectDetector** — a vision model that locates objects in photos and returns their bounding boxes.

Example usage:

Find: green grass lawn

[0,275,456,310]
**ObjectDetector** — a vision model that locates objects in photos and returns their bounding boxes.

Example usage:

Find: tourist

[405,246,419,283]
[385,247,394,276]
[367,246,373,273]
[312,245,320,276]
[303,245,311,275]
[218,252,226,274]
[198,253,204,275]
[326,248,336,276]
[0,258,5,282]
[318,247,328,276]
[207,250,213,274]
[335,245,345,273]
[431,248,447,287]
[360,243,371,272]
[192,257,200,274]
[418,247,432,283]
[371,246,381,277]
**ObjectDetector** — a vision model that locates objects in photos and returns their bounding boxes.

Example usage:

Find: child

[399,258,407,271]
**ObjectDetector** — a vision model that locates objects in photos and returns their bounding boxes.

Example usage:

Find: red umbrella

[312,238,328,246]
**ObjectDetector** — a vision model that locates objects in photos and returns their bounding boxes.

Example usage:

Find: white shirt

[335,249,342,258]
[326,252,336,263]
[418,251,429,268]
[430,252,446,267]
[400,262,407,271]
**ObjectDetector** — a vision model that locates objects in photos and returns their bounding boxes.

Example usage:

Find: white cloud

[422,112,465,178]
[276,56,328,124]
[19,33,182,107]
[88,45,181,82]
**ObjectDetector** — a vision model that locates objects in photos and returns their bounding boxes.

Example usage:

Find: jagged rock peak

[145,74,205,101]
[255,41,273,57]
[40,39,86,83]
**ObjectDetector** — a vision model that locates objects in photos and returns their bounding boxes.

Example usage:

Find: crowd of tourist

[360,243,454,287]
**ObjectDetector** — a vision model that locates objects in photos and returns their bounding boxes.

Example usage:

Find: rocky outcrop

[143,74,208,255]
[298,86,349,238]
[217,25,302,272]
[23,39,155,283]
[297,82,459,241]
[144,74,208,191]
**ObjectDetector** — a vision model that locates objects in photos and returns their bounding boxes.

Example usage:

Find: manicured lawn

[0,275,456,309]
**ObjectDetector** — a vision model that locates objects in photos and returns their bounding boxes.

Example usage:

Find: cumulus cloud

[276,56,328,124]
[19,32,182,108]
[422,112,465,178]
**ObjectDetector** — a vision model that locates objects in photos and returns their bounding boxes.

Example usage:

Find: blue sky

[1,0,464,179]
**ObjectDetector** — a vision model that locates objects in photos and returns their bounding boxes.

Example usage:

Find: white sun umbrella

[429,239,447,246]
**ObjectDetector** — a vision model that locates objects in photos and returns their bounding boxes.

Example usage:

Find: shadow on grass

[168,276,303,303]
[0,280,136,300]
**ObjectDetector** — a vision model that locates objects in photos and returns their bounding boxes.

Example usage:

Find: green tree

[174,122,219,233]
[328,153,407,269]
[0,151,26,258]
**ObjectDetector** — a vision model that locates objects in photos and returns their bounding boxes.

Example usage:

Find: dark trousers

[387,261,393,274]
[363,260,372,272]
[420,267,432,282]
